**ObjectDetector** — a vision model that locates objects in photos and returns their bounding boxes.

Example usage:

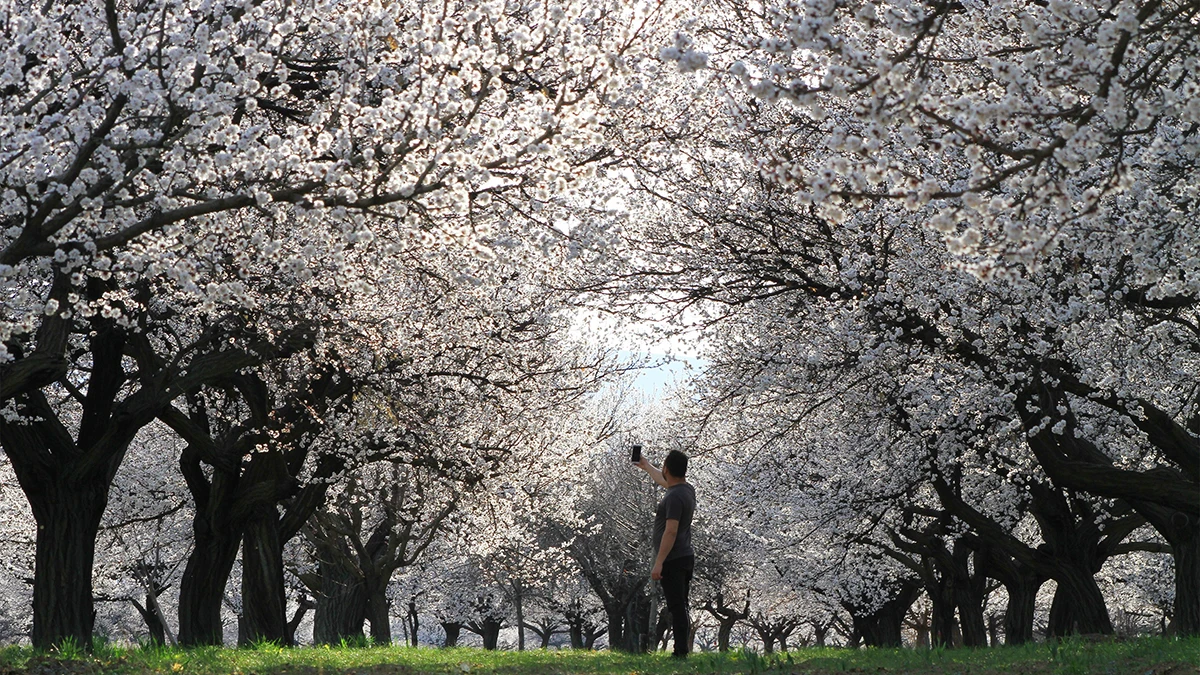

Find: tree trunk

[178,524,242,646]
[132,598,166,646]
[514,586,525,651]
[1173,523,1199,637]
[1003,574,1041,645]
[441,622,462,648]
[365,586,392,646]
[1046,567,1113,637]
[568,619,584,649]
[717,619,735,652]
[908,608,932,649]
[1047,585,1070,638]
[480,618,502,650]
[604,606,625,652]
[312,563,367,645]
[756,626,775,654]
[623,594,650,653]
[846,628,861,649]
[654,606,670,651]
[986,614,1000,647]
[286,597,313,647]
[953,549,988,648]
[29,484,107,650]
[406,599,419,648]
[813,623,829,648]
[930,580,957,648]
[240,507,288,645]
[849,581,920,648]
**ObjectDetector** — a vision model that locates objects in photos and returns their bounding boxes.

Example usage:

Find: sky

[626,353,701,399]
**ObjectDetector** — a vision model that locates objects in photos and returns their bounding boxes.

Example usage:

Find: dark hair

[663,450,688,478]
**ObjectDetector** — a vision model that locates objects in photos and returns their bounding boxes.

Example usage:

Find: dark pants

[660,555,694,656]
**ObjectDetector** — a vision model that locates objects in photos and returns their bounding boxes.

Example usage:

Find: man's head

[662,450,689,482]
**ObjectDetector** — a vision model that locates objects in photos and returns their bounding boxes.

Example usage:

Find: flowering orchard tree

[587,0,1200,634]
[299,462,460,646]
[457,437,593,651]
[296,348,608,649]
[0,0,667,648]
[685,0,1200,267]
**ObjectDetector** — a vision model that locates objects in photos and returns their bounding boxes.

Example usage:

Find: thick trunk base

[441,622,462,648]
[31,487,106,650]
[1172,525,1199,637]
[178,532,241,646]
[365,588,392,646]
[313,565,367,645]
[1047,571,1113,638]
[240,510,288,646]
[1003,577,1041,646]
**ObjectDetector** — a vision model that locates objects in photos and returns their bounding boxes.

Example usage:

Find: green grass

[0,637,1195,675]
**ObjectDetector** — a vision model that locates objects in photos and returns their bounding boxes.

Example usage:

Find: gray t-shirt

[652,483,696,561]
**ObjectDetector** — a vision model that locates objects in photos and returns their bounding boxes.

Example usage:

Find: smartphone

[631,444,642,463]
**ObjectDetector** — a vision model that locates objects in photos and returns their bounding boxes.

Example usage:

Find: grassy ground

[0,638,1196,675]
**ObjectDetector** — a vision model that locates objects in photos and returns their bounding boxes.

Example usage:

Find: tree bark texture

[514,586,525,650]
[1173,521,1200,637]
[717,620,737,652]
[365,586,392,646]
[177,503,242,646]
[312,563,367,645]
[175,442,246,647]
[604,606,625,652]
[441,622,462,648]
[953,547,988,648]
[929,575,957,648]
[847,581,920,648]
[568,621,584,649]
[479,619,502,650]
[27,485,107,650]
[1002,574,1041,645]
[240,506,288,645]
[1045,567,1113,637]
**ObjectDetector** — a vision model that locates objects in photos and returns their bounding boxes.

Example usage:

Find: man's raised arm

[635,456,669,488]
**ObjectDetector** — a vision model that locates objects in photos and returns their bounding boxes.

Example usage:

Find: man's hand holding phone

[631,444,650,471]
[632,445,667,487]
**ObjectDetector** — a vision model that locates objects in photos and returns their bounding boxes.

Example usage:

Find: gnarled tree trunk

[1046,567,1113,638]
[1173,523,1199,636]
[479,618,502,650]
[365,585,392,646]
[441,621,462,648]
[177,468,243,647]
[846,580,920,648]
[312,562,367,645]
[604,605,625,652]
[29,485,108,649]
[240,505,288,645]
[1003,573,1041,645]
[953,547,988,647]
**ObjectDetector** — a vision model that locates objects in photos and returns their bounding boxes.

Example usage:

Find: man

[635,449,696,658]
